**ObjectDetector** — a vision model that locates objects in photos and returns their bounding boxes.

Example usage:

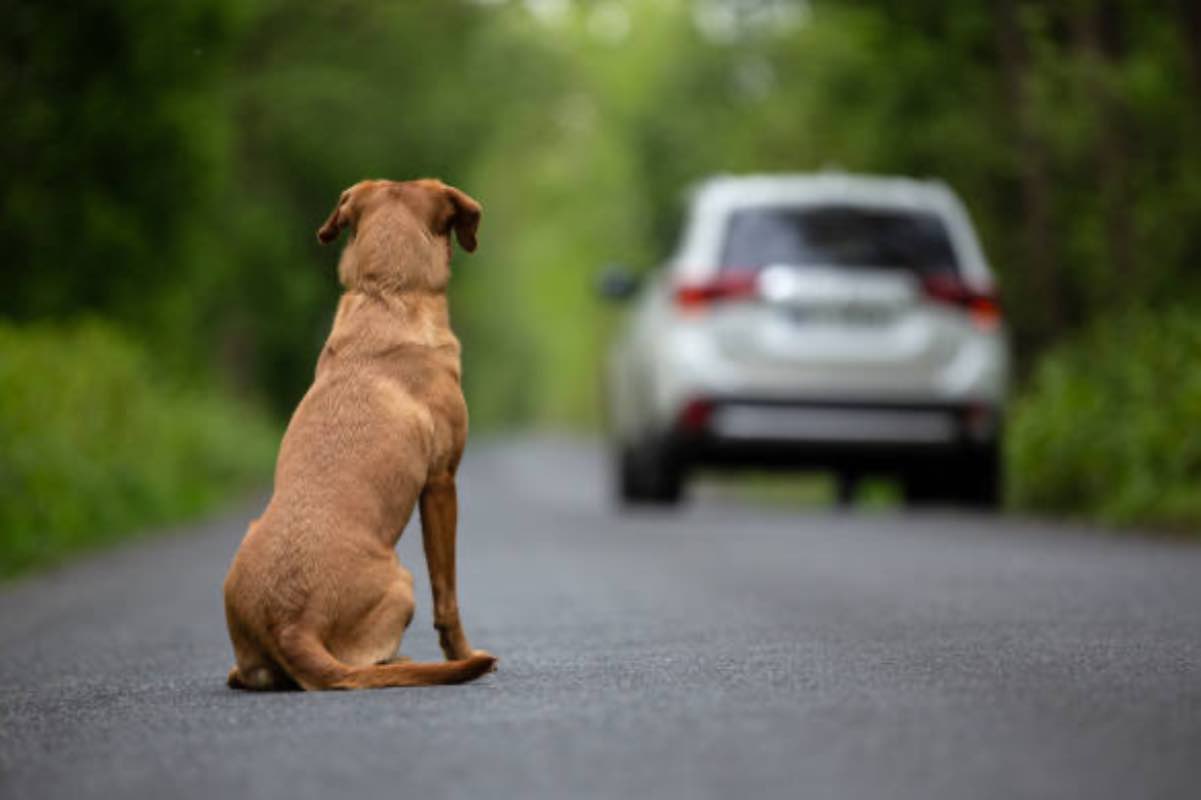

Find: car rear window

[720,206,959,275]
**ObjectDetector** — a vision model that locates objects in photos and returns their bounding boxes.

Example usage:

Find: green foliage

[1,0,242,330]
[1008,308,1201,529]
[0,321,277,577]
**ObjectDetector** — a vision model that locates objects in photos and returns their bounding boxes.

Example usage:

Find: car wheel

[955,445,1001,510]
[616,439,684,506]
[901,467,944,508]
[902,448,1001,510]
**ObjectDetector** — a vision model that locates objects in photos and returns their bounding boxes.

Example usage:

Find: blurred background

[3,0,1201,576]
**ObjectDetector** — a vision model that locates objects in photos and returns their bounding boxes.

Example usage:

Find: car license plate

[783,304,892,326]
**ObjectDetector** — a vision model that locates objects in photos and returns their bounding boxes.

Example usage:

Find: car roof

[688,172,957,213]
[671,172,994,285]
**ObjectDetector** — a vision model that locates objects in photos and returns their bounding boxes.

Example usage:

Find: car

[599,172,1010,508]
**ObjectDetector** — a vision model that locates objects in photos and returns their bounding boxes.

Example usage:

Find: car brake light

[921,274,1002,330]
[674,271,759,310]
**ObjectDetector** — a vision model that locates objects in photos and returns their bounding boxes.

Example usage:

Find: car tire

[955,445,1001,510]
[616,439,684,506]
[902,447,1001,510]
[901,467,943,508]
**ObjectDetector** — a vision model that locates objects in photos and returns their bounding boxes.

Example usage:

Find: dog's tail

[275,628,496,690]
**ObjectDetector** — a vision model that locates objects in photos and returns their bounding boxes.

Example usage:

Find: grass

[0,320,278,578]
[699,471,902,511]
[1007,306,1201,533]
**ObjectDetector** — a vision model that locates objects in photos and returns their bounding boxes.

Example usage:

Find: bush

[0,320,277,577]
[1008,308,1201,531]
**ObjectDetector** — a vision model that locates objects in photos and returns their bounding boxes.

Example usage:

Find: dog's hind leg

[227,662,297,691]
[330,568,417,668]
[226,610,298,690]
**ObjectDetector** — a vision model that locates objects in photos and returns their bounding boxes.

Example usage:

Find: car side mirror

[597,265,641,302]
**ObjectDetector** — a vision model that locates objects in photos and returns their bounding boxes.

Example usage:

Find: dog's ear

[443,185,482,253]
[316,189,352,244]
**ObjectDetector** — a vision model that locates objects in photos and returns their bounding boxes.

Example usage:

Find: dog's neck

[319,289,460,371]
[338,265,449,297]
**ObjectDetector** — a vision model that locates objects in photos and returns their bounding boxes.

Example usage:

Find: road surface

[1,438,1199,799]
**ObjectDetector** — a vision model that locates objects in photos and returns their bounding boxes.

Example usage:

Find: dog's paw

[469,650,499,673]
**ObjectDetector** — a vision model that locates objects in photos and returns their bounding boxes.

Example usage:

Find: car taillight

[921,274,1002,330]
[674,271,759,310]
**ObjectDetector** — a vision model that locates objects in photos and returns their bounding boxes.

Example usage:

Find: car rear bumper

[670,398,999,471]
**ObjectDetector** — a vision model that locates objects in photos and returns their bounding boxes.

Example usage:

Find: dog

[223,178,496,690]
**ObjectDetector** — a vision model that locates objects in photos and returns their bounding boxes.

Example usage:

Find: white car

[601,173,1010,507]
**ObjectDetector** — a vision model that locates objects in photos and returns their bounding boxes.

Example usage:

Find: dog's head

[317,178,481,291]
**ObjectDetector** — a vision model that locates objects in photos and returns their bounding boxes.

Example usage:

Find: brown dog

[222,178,496,690]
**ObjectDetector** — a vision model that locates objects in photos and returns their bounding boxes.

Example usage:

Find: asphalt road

[1,437,1199,800]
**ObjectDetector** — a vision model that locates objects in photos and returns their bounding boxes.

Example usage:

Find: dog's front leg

[419,475,474,660]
